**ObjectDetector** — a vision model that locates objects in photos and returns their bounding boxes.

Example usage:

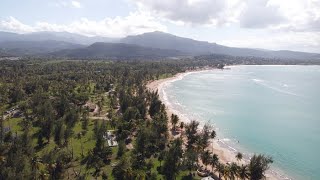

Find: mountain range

[0,31,117,45]
[49,42,184,59]
[0,31,319,60]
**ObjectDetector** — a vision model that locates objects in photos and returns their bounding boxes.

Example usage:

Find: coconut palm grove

[0,59,274,179]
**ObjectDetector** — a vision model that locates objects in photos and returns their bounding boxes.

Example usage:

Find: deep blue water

[163,65,320,179]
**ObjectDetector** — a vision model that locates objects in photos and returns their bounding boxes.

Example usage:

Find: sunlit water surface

[163,65,320,180]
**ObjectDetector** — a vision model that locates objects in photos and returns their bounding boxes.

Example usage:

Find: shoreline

[147,68,285,180]
[146,68,243,163]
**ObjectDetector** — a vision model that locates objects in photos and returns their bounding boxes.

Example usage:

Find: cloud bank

[134,0,320,32]
[2,0,319,35]
[0,12,167,37]
[53,0,83,9]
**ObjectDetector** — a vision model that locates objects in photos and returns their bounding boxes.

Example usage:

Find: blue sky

[0,0,319,53]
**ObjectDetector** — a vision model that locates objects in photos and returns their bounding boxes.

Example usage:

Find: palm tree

[77,132,84,157]
[180,121,184,129]
[248,154,273,180]
[236,152,243,163]
[184,149,198,176]
[210,130,216,139]
[110,118,117,129]
[185,120,199,149]
[39,170,48,180]
[158,152,164,167]
[238,165,249,180]
[201,150,212,170]
[163,138,183,180]
[47,162,57,180]
[124,167,134,179]
[224,165,231,180]
[112,155,132,180]
[215,162,225,180]
[134,170,146,180]
[31,156,42,180]
[210,153,219,172]
[171,114,179,131]
[97,100,103,115]
[229,162,239,180]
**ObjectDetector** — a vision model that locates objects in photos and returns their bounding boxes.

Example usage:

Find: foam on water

[251,78,299,97]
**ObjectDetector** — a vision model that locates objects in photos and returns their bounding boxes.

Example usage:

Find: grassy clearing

[4,117,22,133]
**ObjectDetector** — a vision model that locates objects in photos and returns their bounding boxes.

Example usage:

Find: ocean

[162,65,320,180]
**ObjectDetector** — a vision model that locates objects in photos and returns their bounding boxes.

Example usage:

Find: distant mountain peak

[148,31,173,35]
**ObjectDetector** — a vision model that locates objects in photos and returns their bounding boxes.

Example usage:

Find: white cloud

[239,0,286,28]
[220,31,320,53]
[0,12,167,37]
[134,0,235,26]
[53,0,83,9]
[133,0,320,32]
[71,1,82,8]
[268,0,320,32]
[0,17,34,33]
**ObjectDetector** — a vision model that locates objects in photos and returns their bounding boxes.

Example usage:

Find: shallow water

[163,65,320,180]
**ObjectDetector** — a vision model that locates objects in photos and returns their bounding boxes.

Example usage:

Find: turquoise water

[163,65,320,180]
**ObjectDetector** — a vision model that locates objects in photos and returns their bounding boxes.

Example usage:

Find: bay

[164,65,320,179]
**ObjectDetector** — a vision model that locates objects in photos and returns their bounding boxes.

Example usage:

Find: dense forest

[0,59,273,180]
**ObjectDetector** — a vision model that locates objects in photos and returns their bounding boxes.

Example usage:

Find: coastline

[147,68,283,180]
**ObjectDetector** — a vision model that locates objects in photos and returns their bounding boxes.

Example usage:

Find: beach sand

[147,69,282,180]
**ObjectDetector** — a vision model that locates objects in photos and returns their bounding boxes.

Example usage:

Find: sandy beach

[147,69,282,180]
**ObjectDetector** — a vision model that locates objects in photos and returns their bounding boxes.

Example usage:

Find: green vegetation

[0,59,272,179]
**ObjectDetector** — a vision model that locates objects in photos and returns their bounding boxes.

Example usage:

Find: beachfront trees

[149,92,162,117]
[238,164,250,180]
[224,165,231,180]
[171,114,179,131]
[180,121,184,130]
[229,162,239,180]
[215,163,225,180]
[248,154,273,180]
[198,124,215,151]
[185,120,200,150]
[236,152,243,163]
[150,112,168,150]
[201,150,212,170]
[210,129,216,139]
[183,148,198,176]
[210,153,219,172]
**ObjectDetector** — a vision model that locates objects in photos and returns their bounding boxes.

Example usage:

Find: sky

[0,0,319,53]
